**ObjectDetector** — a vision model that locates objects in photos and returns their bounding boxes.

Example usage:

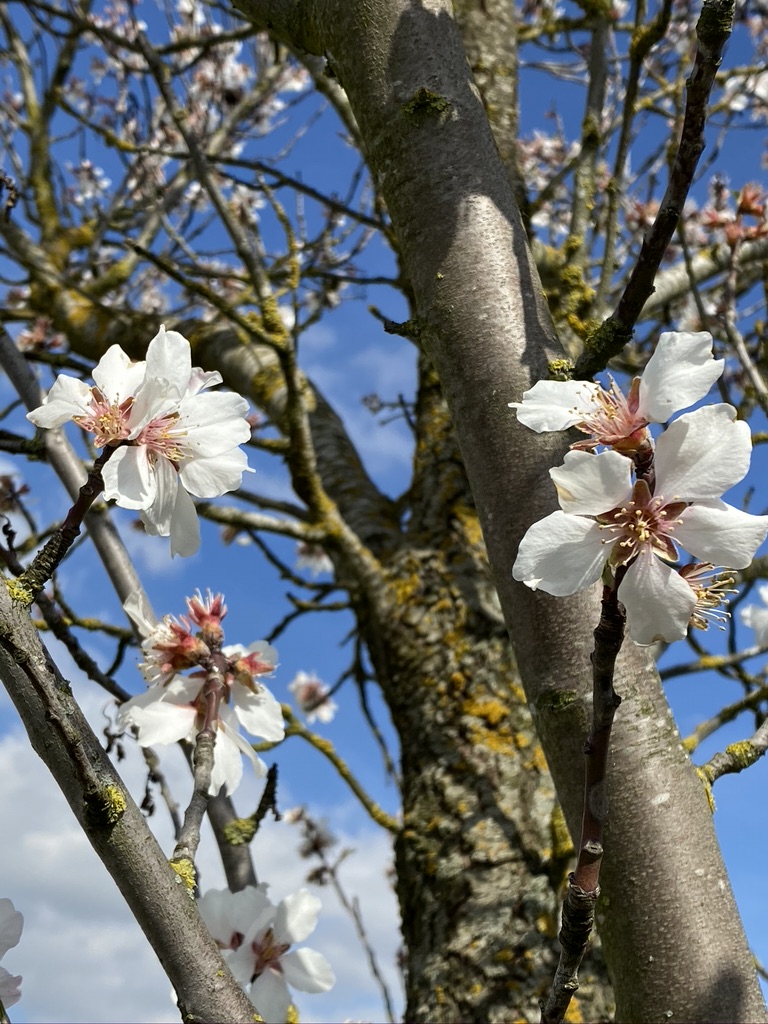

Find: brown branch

[19,445,117,598]
[170,666,227,887]
[221,763,281,850]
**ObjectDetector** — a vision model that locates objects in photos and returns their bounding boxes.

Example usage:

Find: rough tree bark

[229,1,767,1021]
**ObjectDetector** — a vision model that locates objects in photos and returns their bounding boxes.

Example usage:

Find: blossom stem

[20,445,118,599]
[170,665,228,886]
[633,437,655,492]
[541,576,625,1024]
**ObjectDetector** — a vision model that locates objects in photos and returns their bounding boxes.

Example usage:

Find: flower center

[134,413,186,465]
[597,479,687,566]
[73,387,134,447]
[250,928,290,980]
[574,376,649,451]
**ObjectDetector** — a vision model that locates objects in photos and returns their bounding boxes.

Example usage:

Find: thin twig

[277,706,400,833]
[19,446,117,598]
[575,0,735,378]
[698,715,768,785]
[170,666,226,889]
[661,644,768,681]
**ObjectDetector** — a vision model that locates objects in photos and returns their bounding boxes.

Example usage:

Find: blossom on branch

[0,898,23,1010]
[27,325,252,556]
[295,541,333,577]
[288,671,337,724]
[513,405,768,645]
[118,591,284,794]
[739,585,768,646]
[509,330,722,452]
[198,885,335,1023]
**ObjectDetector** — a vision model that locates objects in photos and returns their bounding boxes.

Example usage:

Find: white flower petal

[102,445,155,509]
[513,511,611,596]
[280,948,335,994]
[509,379,600,432]
[675,500,768,569]
[216,707,267,795]
[144,325,193,396]
[208,725,245,796]
[654,405,751,499]
[198,886,272,949]
[550,449,633,515]
[0,900,23,959]
[179,448,250,498]
[227,942,261,989]
[168,482,202,558]
[128,376,182,436]
[0,966,22,1008]
[177,392,252,455]
[92,345,146,402]
[140,456,179,534]
[249,968,291,1024]
[246,641,278,671]
[274,890,321,945]
[618,551,696,645]
[639,331,723,422]
[163,675,205,702]
[120,695,196,746]
[123,592,158,637]
[26,375,92,428]
[186,367,223,396]
[233,682,285,742]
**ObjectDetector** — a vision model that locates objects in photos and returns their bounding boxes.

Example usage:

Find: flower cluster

[197,885,334,1023]
[0,898,23,1011]
[510,331,768,645]
[118,591,284,794]
[27,326,252,557]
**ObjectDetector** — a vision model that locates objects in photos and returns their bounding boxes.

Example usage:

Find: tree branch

[0,583,258,1021]
[575,0,736,377]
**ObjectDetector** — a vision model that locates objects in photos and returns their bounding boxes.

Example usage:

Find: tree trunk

[354,361,614,1021]
[233,1,767,1020]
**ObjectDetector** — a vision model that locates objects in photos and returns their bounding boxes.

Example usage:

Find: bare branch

[575,0,736,377]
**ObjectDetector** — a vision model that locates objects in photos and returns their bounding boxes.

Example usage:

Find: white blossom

[509,330,722,451]
[295,542,333,577]
[513,405,768,645]
[198,885,335,1023]
[118,593,284,795]
[288,671,337,724]
[740,584,768,646]
[27,325,252,556]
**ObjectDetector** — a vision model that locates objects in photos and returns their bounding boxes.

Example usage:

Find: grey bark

[231,1,767,1020]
